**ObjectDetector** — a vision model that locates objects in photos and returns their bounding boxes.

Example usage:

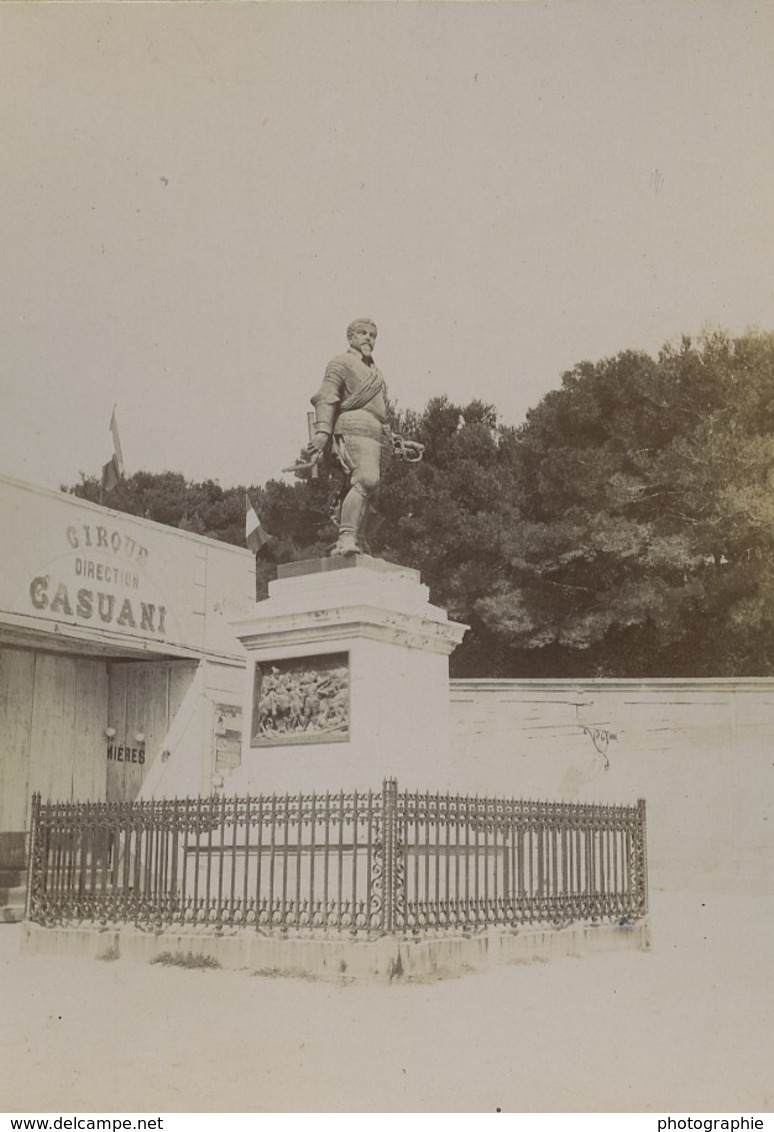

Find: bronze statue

[285,320,423,556]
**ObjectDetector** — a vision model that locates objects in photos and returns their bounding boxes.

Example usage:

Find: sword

[281,413,323,475]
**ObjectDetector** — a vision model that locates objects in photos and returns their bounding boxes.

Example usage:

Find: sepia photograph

[1,0,772,1119]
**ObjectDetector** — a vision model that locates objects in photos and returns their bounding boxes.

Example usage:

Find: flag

[245,493,271,553]
[101,407,125,493]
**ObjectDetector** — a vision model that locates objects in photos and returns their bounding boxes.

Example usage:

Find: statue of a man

[306,319,389,556]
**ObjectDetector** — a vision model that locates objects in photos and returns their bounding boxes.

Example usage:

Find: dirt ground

[1,888,772,1114]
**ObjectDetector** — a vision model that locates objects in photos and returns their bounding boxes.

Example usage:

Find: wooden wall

[0,648,36,843]
[0,647,108,844]
[0,647,199,858]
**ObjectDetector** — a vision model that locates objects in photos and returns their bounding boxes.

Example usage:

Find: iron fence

[26,781,647,935]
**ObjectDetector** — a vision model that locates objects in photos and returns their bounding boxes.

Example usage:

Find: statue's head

[347,319,377,358]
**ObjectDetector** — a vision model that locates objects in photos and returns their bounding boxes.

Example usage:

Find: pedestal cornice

[233,602,467,656]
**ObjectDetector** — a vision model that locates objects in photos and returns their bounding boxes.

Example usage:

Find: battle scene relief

[250,652,349,746]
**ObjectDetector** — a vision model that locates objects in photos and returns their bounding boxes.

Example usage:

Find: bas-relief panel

[250,652,349,747]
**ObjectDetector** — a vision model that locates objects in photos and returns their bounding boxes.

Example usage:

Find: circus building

[0,474,254,919]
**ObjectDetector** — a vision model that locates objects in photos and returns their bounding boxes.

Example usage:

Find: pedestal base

[228,556,467,794]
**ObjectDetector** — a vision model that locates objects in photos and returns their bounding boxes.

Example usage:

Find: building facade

[0,474,254,911]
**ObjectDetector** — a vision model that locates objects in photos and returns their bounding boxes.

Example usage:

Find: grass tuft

[150,950,221,970]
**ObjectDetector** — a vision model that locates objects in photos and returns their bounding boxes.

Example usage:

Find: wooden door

[106,660,197,802]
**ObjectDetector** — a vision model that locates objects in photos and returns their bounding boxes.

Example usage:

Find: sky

[1,1,773,494]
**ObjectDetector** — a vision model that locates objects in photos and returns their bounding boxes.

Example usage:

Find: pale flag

[245,493,271,553]
[101,407,125,493]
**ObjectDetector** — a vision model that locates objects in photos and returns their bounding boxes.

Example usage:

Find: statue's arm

[309,362,347,448]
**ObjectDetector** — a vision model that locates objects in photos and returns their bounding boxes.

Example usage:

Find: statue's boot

[331,531,358,557]
[331,486,367,557]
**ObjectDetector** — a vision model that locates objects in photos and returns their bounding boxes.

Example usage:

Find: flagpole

[101,401,115,507]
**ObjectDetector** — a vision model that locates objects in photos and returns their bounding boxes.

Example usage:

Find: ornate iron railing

[26,782,647,935]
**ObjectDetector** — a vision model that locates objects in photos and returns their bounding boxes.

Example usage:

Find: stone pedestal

[229,556,468,795]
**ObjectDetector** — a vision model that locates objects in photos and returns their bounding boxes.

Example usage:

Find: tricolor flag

[101,407,125,493]
[245,493,271,554]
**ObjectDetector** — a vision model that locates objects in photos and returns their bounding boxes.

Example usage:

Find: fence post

[635,798,649,916]
[24,792,41,921]
[381,778,398,933]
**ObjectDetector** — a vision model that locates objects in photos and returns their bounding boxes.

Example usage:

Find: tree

[472,329,774,675]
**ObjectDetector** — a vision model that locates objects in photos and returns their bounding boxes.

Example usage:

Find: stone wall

[447,679,774,894]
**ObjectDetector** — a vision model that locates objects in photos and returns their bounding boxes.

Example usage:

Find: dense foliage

[496,330,774,676]
[65,328,774,676]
